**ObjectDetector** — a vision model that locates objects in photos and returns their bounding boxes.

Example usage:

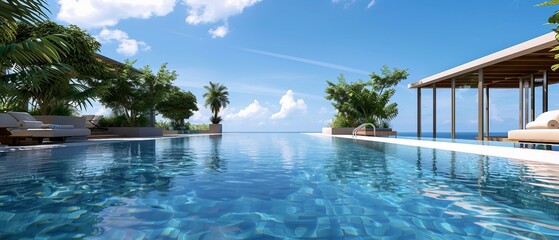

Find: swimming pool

[0,133,558,239]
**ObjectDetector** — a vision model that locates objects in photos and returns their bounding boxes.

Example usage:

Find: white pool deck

[308,133,559,165]
[1,133,559,165]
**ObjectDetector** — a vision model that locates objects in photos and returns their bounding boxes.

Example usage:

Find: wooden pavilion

[407,32,559,140]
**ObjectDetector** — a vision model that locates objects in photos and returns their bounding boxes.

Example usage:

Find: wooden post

[433,83,436,138]
[478,69,484,140]
[543,70,548,113]
[485,86,490,138]
[417,88,422,138]
[530,74,535,122]
[451,78,456,139]
[519,78,524,129]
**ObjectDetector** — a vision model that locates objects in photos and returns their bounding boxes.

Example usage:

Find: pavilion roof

[408,32,558,89]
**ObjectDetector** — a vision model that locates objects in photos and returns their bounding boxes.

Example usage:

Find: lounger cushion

[0,113,18,128]
[8,112,36,122]
[508,129,559,143]
[18,120,44,129]
[10,128,91,137]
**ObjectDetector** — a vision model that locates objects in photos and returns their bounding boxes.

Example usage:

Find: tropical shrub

[325,66,409,128]
[156,87,198,129]
[189,124,209,131]
[99,62,175,127]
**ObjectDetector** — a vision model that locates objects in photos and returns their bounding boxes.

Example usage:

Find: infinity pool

[0,133,558,239]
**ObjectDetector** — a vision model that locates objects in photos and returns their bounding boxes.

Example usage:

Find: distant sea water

[397,132,509,140]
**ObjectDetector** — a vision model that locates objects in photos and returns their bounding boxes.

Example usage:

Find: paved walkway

[307,133,559,165]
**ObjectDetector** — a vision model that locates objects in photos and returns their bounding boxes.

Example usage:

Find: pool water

[0,133,558,239]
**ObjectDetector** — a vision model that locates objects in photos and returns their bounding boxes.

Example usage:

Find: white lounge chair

[0,112,90,145]
[82,115,104,129]
[508,110,559,143]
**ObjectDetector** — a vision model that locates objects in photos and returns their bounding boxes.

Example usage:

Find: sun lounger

[508,110,559,143]
[0,112,90,145]
[82,115,105,129]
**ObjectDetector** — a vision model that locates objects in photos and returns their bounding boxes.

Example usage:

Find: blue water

[0,133,559,239]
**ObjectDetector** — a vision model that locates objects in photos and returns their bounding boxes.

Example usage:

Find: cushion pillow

[526,120,559,129]
[18,120,44,129]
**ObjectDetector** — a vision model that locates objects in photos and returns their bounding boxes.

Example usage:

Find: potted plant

[203,81,229,133]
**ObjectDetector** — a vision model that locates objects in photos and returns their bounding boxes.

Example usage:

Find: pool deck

[309,133,559,165]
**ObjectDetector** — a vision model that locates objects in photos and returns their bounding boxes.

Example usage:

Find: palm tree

[1,0,75,101]
[203,81,229,124]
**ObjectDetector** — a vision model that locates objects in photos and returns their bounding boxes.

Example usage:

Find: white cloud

[240,48,370,75]
[332,0,376,9]
[96,28,150,56]
[182,0,262,38]
[209,25,229,38]
[56,0,176,28]
[189,104,210,123]
[225,100,269,120]
[95,107,109,116]
[271,90,307,120]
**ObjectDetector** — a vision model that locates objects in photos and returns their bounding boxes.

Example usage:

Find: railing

[352,123,376,138]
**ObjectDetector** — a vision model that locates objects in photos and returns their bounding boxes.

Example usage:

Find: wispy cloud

[239,47,370,75]
[367,0,376,8]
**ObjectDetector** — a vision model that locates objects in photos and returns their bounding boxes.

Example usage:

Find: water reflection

[327,138,396,191]
[205,135,226,173]
[0,139,197,239]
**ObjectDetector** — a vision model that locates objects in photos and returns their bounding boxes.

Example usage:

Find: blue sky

[46,0,557,132]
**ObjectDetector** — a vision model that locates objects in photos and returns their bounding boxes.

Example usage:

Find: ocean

[397,132,509,140]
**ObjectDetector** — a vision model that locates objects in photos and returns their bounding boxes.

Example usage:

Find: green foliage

[1,1,76,99]
[325,66,409,128]
[156,121,172,130]
[0,0,50,25]
[157,87,198,128]
[538,1,559,71]
[203,81,229,124]
[189,123,209,131]
[98,115,128,127]
[99,114,148,127]
[99,62,176,127]
[329,114,351,128]
[4,22,106,115]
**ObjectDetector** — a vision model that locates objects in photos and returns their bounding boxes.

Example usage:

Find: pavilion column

[530,74,535,121]
[519,78,524,129]
[478,69,484,140]
[485,86,490,138]
[451,78,456,139]
[433,83,437,138]
[417,88,422,138]
[525,79,529,126]
[543,70,548,113]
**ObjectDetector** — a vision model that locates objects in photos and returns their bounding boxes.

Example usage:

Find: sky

[45,0,558,133]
